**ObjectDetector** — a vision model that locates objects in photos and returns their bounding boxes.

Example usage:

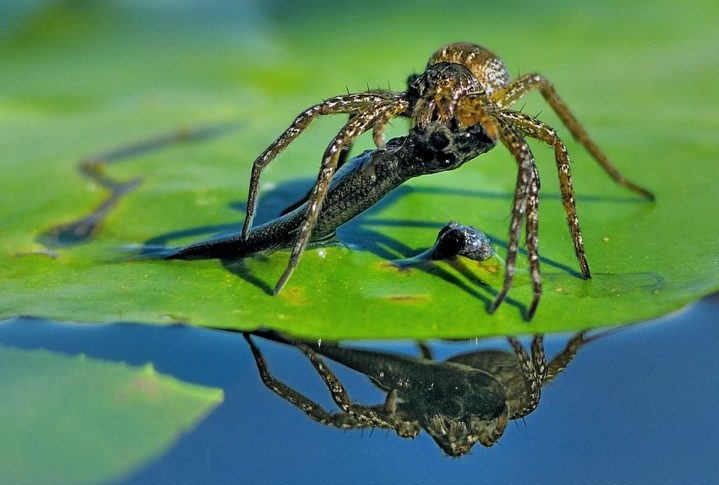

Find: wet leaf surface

[1,0,718,338]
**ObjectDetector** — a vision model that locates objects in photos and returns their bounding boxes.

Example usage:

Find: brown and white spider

[241,42,653,319]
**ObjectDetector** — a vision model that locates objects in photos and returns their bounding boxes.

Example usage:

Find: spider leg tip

[526,300,540,320]
[489,294,506,314]
[240,225,251,241]
[631,184,655,202]
[273,281,286,296]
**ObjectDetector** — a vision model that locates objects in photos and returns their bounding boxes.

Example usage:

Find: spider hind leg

[493,73,654,201]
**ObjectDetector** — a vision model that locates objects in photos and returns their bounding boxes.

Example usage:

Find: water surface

[1,295,717,484]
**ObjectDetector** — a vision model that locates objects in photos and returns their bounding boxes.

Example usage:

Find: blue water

[1,295,717,485]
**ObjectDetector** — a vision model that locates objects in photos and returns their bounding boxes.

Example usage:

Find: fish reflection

[244,330,592,456]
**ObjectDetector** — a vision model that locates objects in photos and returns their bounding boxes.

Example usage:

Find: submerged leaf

[0,344,222,485]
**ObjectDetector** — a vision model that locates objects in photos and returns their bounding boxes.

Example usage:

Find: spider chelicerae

[241,42,654,319]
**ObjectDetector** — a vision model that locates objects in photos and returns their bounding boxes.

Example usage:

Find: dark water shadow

[38,122,242,249]
[220,256,274,295]
[232,328,597,457]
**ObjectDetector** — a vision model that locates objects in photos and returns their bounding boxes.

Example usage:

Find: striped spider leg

[273,100,409,293]
[505,331,587,418]
[240,91,406,240]
[457,94,542,317]
[492,74,655,201]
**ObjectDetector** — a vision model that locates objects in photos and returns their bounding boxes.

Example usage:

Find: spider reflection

[244,331,590,456]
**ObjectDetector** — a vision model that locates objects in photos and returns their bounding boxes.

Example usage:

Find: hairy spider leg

[493,74,654,201]
[511,332,589,418]
[278,115,357,216]
[544,331,588,383]
[371,107,400,148]
[504,111,592,279]
[525,165,542,319]
[274,100,409,294]
[241,92,401,240]
[530,334,548,382]
[507,336,542,417]
[243,333,370,429]
[457,95,540,316]
[488,120,538,315]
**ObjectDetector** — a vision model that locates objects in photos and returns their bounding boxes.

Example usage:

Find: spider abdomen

[428,42,510,95]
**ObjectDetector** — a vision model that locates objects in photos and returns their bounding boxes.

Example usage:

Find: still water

[1,295,717,484]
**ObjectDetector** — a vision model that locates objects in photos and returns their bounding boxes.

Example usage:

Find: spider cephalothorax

[240,42,653,319]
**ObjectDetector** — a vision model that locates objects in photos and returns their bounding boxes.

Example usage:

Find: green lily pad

[1,0,718,338]
[0,344,223,485]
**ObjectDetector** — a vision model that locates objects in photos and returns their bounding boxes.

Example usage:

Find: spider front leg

[458,96,540,316]
[492,74,654,200]
[241,92,401,239]
[274,100,409,294]
[503,110,591,279]
[488,121,538,315]
[372,107,403,149]
[279,115,357,216]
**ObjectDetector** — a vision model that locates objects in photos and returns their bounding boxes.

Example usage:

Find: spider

[241,42,654,318]
[244,330,591,456]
